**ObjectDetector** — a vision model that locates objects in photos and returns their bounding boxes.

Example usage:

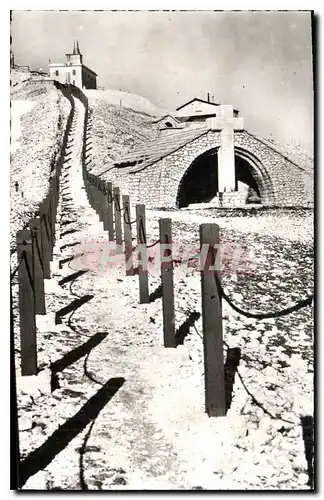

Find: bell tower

[65,40,83,65]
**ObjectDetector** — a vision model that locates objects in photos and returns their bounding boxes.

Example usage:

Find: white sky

[11,10,314,153]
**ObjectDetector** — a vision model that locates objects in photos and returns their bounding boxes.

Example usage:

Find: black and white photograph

[10,8,315,491]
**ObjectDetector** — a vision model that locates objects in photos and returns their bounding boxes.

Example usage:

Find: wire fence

[213,272,313,320]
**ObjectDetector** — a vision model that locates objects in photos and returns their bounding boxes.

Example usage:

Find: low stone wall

[219,191,247,208]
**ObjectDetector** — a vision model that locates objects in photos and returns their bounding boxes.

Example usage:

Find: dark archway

[177,148,218,208]
[176,147,264,208]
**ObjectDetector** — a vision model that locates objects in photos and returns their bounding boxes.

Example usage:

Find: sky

[11,10,314,153]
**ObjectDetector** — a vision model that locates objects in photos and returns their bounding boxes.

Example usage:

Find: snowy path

[18,96,313,491]
[51,97,196,490]
[21,96,228,490]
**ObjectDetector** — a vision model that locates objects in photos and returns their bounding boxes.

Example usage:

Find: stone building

[176,95,239,125]
[49,41,97,89]
[105,104,313,209]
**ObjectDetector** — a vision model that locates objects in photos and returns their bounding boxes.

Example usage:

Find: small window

[72,69,76,75]
[55,70,59,76]
[165,122,173,128]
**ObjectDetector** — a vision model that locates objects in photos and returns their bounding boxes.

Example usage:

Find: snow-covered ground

[11,100,36,154]
[85,88,169,117]
[10,85,71,253]
[13,95,314,490]
[86,95,159,176]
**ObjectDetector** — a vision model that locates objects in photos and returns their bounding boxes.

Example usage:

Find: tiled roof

[115,126,209,173]
[152,114,180,124]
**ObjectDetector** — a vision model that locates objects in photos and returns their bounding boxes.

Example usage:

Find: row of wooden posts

[83,168,226,417]
[13,167,62,377]
[11,155,225,415]
[11,98,75,378]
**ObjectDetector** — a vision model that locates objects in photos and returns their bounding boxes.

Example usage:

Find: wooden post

[50,179,56,245]
[54,172,60,214]
[87,178,92,205]
[159,218,176,347]
[89,178,94,208]
[49,194,55,251]
[101,181,109,231]
[136,204,149,303]
[199,223,225,417]
[92,178,99,216]
[39,201,51,278]
[89,176,96,212]
[122,195,133,276]
[17,230,37,376]
[113,187,123,253]
[45,195,53,257]
[97,179,104,223]
[30,218,46,315]
[106,182,114,242]
[92,182,98,214]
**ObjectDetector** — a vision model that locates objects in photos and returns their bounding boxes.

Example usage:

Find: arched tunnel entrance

[176,148,261,208]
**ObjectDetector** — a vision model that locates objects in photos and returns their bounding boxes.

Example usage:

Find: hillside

[85,88,169,117]
[85,90,165,175]
[10,69,71,250]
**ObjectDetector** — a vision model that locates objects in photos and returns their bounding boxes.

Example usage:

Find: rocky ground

[12,95,314,491]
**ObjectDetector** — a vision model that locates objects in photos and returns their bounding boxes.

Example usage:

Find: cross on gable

[206,104,244,131]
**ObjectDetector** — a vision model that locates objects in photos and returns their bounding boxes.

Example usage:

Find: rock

[248,331,261,339]
[227,413,248,438]
[18,377,42,400]
[19,417,33,431]
[259,416,273,433]
[287,427,301,438]
[250,429,272,445]
[37,368,52,395]
[279,439,296,452]
[112,476,127,486]
[246,340,260,350]
[263,318,275,324]
[17,368,52,398]
[292,455,307,471]
[263,366,278,381]
[19,394,33,406]
[298,472,309,485]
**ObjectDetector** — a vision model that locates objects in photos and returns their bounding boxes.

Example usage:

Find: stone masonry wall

[101,130,313,209]
[235,132,312,208]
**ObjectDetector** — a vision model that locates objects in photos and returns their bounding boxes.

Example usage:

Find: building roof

[82,64,97,76]
[152,114,180,124]
[176,97,239,114]
[115,126,209,172]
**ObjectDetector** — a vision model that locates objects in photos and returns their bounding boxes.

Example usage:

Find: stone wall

[235,132,313,208]
[100,129,314,209]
